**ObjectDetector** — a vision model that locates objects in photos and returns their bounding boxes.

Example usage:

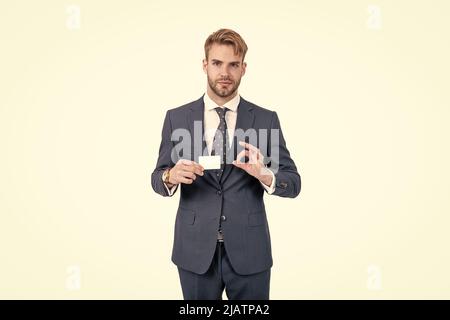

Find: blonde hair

[204,28,248,62]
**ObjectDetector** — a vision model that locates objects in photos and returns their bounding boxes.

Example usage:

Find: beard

[207,75,241,98]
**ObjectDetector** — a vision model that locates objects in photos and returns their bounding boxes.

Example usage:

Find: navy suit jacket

[151,95,301,275]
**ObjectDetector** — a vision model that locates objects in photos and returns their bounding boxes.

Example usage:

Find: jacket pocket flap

[248,212,265,227]
[178,208,196,225]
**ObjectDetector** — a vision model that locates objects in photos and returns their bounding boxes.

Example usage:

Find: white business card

[198,155,221,170]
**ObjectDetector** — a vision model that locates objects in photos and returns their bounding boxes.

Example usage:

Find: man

[151,28,301,300]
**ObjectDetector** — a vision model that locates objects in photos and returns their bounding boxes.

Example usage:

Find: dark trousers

[177,241,271,300]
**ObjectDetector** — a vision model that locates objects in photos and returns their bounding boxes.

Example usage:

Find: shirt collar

[203,91,240,112]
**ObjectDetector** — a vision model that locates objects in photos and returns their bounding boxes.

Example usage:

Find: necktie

[211,107,229,178]
[211,107,228,242]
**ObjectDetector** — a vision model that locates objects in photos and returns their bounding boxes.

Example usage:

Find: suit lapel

[188,95,220,188]
[220,97,255,184]
[188,95,207,158]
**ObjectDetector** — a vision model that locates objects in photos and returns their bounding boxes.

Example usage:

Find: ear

[202,59,207,74]
[241,61,247,76]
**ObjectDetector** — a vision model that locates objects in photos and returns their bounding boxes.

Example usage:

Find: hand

[168,159,204,186]
[232,141,273,187]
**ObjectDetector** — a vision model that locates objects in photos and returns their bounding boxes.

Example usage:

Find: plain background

[1,0,450,299]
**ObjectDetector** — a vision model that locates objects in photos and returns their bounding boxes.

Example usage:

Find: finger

[183,165,195,172]
[235,150,250,163]
[189,161,204,170]
[232,160,249,170]
[232,160,242,167]
[248,148,259,165]
[244,144,262,164]
[183,164,203,176]
[180,162,192,170]
[181,161,204,172]
[193,163,205,174]
[193,165,204,176]
[239,141,259,152]
[178,159,193,166]
[184,161,203,170]
[178,176,194,184]
[238,142,261,164]
[180,170,196,180]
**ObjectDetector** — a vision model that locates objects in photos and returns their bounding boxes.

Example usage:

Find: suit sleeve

[267,111,301,198]
[151,110,178,197]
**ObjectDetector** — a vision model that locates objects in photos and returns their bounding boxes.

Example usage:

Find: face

[203,44,246,99]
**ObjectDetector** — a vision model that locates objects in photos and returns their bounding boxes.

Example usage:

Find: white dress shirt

[163,92,276,195]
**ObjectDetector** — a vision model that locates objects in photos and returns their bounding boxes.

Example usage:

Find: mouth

[218,81,232,85]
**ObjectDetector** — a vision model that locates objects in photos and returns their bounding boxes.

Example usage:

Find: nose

[219,65,230,78]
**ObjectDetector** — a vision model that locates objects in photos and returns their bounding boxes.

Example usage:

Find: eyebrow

[211,59,241,65]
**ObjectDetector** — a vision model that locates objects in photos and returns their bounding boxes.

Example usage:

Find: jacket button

[217,190,222,195]
[221,215,226,221]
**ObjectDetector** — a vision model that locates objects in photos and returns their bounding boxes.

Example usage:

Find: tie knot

[215,107,228,118]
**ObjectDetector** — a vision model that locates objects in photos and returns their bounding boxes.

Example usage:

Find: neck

[206,86,238,106]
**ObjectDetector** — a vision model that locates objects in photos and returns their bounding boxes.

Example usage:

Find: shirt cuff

[162,173,178,196]
[260,168,276,195]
